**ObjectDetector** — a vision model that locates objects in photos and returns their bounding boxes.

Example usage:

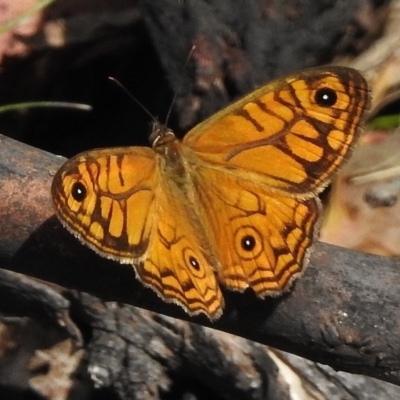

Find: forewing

[184,66,370,197]
[52,147,158,261]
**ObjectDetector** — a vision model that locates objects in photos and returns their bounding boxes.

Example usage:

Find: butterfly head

[150,121,176,151]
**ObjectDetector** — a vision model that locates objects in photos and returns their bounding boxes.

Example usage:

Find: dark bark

[141,0,373,130]
[0,268,399,400]
[1,133,400,394]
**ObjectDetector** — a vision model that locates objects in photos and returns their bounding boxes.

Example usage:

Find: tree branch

[1,133,399,386]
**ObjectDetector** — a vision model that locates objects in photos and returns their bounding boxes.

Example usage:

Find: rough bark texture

[1,134,400,399]
[0,266,399,400]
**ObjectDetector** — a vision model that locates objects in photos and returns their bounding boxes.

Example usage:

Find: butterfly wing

[184,66,370,197]
[52,147,223,319]
[52,147,158,260]
[139,174,224,319]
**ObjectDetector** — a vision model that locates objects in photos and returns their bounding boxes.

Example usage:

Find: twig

[1,133,400,385]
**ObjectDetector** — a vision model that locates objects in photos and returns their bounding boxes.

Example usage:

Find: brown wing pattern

[193,166,320,295]
[51,147,158,260]
[138,179,223,319]
[184,66,370,197]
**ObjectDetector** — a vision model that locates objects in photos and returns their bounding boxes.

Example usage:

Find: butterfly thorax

[150,121,191,186]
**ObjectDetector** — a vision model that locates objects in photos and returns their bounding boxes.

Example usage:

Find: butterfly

[51,66,370,320]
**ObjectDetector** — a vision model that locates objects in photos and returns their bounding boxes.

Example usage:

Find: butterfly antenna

[108,77,156,122]
[164,45,197,127]
[164,92,176,128]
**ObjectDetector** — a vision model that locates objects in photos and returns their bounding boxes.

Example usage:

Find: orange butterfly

[51,66,370,320]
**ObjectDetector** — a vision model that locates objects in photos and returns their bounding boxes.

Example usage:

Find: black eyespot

[235,227,263,259]
[315,87,337,107]
[189,256,200,271]
[241,235,256,252]
[71,181,87,202]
